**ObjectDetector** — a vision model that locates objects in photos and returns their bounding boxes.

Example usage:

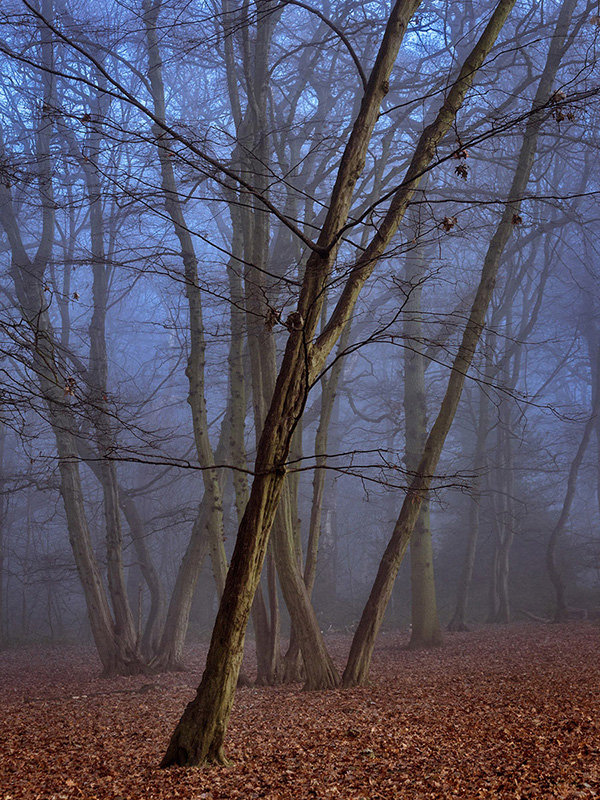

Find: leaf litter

[0,623,598,799]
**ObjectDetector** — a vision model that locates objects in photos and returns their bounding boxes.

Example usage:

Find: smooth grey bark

[447,373,490,631]
[403,217,442,649]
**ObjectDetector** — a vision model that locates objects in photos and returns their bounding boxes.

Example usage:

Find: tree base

[447,618,469,632]
[407,629,443,650]
[237,671,253,688]
[100,655,154,678]
[148,654,187,674]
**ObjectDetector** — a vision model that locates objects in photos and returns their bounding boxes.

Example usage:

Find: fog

[0,0,598,688]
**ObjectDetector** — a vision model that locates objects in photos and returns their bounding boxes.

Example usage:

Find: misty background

[0,0,599,672]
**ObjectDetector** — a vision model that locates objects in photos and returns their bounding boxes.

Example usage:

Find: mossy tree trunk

[161,0,423,765]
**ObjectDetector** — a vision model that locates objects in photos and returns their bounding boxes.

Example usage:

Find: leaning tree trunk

[238,108,335,686]
[160,0,509,766]
[272,485,340,690]
[342,0,574,687]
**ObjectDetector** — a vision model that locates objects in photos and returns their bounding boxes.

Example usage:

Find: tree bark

[547,338,600,622]
[403,213,442,649]
[0,422,5,649]
[144,0,230,668]
[447,374,490,631]
[342,0,574,687]
[161,0,423,766]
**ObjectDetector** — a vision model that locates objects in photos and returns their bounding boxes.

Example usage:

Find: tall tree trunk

[495,400,515,623]
[305,322,352,596]
[0,4,146,675]
[447,375,490,631]
[403,214,442,649]
[144,0,230,667]
[0,422,5,649]
[547,340,600,622]
[160,0,509,766]
[231,0,336,687]
[342,0,574,687]
[84,111,141,664]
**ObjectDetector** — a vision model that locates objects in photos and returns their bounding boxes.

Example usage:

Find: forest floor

[0,623,599,799]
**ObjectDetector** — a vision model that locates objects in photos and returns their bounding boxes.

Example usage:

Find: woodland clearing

[0,623,598,799]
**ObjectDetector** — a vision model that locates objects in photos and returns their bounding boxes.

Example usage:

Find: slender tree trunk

[495,401,515,623]
[161,0,424,765]
[0,422,5,649]
[151,435,229,671]
[84,123,141,665]
[272,486,340,689]
[75,435,167,661]
[447,376,490,631]
[342,0,574,687]
[0,6,146,675]
[403,216,442,649]
[119,491,166,659]
[144,0,231,668]
[305,322,352,595]
[233,2,336,684]
[547,341,600,622]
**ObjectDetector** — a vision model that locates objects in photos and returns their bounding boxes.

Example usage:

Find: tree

[161,0,518,767]
[342,0,579,686]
